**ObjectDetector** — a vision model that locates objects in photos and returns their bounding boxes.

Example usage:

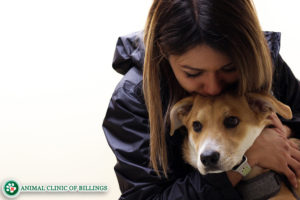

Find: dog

[169,93,300,200]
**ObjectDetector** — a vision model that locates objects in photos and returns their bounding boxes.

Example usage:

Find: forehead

[169,44,231,70]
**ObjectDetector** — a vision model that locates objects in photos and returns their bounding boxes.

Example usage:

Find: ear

[246,93,292,120]
[169,96,194,136]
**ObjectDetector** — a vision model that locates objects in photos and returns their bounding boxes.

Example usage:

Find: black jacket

[102,31,300,200]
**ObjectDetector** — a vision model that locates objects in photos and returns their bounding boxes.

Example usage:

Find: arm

[245,55,300,187]
[102,68,241,200]
[272,55,300,136]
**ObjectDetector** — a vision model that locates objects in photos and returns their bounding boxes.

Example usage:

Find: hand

[267,112,293,138]
[245,113,300,188]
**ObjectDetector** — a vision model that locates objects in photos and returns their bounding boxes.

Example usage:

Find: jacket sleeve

[102,68,241,200]
[273,55,300,136]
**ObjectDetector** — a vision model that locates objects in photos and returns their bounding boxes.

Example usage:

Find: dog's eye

[224,116,240,128]
[193,121,202,132]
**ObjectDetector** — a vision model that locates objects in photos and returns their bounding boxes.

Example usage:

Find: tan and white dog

[170,93,300,199]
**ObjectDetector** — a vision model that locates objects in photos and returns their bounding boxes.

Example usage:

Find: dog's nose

[200,151,220,167]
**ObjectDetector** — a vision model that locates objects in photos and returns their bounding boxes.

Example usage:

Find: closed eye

[185,71,204,78]
[221,64,236,73]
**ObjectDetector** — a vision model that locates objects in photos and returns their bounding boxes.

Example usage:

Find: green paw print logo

[2,180,21,198]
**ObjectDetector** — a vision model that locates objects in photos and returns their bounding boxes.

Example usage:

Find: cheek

[220,71,239,83]
[178,78,201,93]
[172,70,199,92]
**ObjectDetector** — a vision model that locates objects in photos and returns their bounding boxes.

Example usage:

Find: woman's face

[168,44,239,96]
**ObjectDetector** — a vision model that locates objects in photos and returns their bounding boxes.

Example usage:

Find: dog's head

[170,93,292,174]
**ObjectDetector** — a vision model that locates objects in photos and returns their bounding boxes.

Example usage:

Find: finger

[284,167,298,188]
[283,125,293,138]
[291,148,300,162]
[288,156,300,178]
[269,113,285,132]
[273,128,286,137]
[289,140,300,150]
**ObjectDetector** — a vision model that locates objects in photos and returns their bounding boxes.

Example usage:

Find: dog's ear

[246,93,292,120]
[169,96,194,136]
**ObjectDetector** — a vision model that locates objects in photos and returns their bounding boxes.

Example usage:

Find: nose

[202,73,222,96]
[200,150,220,167]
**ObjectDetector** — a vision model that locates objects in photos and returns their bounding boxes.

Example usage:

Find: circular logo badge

[2,180,21,198]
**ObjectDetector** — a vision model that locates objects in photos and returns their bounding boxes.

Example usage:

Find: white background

[0,0,299,199]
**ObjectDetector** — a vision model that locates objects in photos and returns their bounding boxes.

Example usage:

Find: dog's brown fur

[170,93,300,199]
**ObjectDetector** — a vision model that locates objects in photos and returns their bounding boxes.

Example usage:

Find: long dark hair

[143,0,273,177]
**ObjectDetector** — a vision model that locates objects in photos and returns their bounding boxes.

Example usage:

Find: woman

[103,0,300,199]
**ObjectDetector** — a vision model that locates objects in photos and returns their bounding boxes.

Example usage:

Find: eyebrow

[181,62,233,71]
